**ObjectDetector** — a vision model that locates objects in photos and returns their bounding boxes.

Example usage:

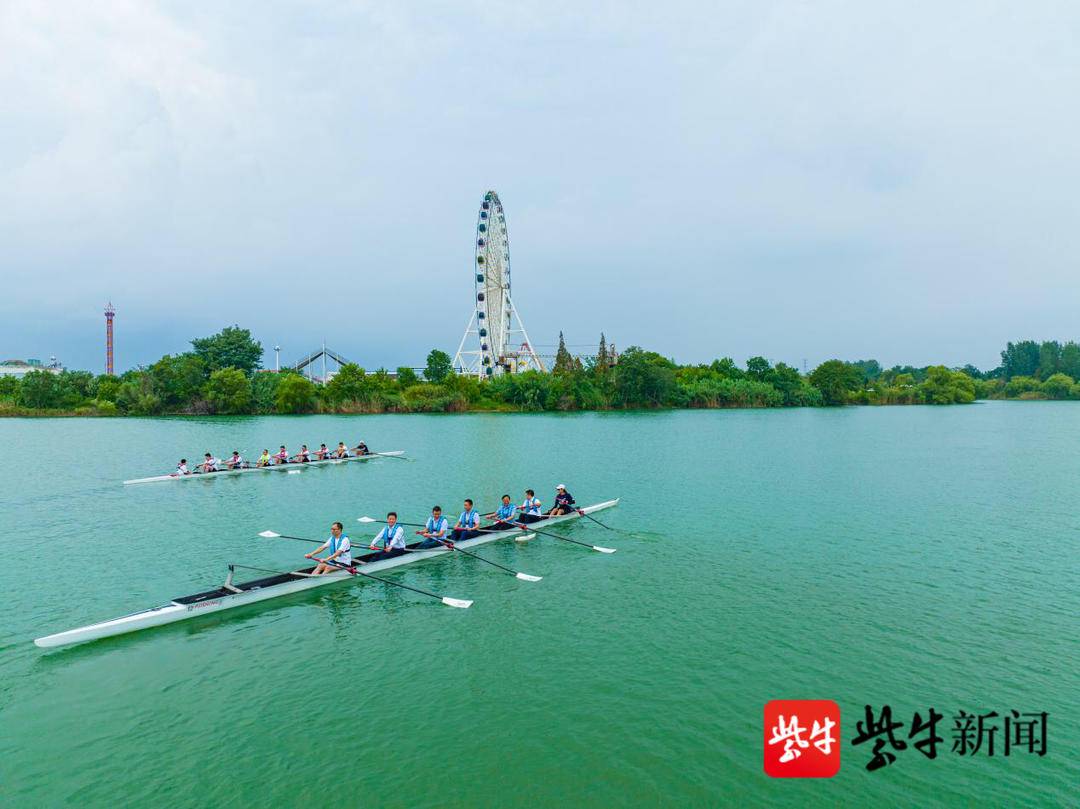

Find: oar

[496,521,617,554]
[365,451,412,462]
[323,559,472,608]
[257,531,471,608]
[357,517,541,581]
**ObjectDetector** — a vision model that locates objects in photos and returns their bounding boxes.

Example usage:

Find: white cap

[556,483,566,489]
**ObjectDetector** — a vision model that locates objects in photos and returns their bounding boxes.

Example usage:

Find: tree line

[3,328,1080,416]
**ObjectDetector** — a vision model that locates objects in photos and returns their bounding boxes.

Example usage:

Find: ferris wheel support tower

[453,191,545,378]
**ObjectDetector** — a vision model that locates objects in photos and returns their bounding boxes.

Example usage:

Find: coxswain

[334,442,349,459]
[548,484,576,516]
[174,459,190,477]
[273,446,289,464]
[256,449,271,467]
[225,450,244,470]
[417,506,450,549]
[305,521,352,575]
[518,489,543,523]
[201,453,219,473]
[369,512,407,559]
[353,440,370,456]
[294,444,311,463]
[315,443,330,460]
[485,495,517,530]
[451,499,482,542]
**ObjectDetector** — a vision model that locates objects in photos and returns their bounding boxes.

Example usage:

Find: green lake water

[0,404,1076,807]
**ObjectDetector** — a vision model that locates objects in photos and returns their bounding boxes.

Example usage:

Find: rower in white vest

[175,459,190,476]
[486,495,517,530]
[225,450,244,470]
[201,453,219,473]
[518,489,543,523]
[417,506,450,548]
[305,521,352,575]
[370,512,407,558]
[451,499,482,542]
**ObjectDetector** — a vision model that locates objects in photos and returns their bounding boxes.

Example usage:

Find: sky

[1,1,1079,374]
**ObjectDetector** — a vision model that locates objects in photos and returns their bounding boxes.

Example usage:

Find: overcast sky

[2,1,1078,374]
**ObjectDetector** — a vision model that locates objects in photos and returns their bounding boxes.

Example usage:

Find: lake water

[0,404,1076,807]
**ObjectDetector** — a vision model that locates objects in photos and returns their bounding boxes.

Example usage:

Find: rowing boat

[123,451,405,485]
[34,499,620,648]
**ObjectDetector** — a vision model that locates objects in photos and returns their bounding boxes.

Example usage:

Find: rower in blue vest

[518,489,543,523]
[451,499,482,542]
[368,512,407,560]
[305,521,352,575]
[485,495,517,530]
[417,505,450,548]
[548,484,577,516]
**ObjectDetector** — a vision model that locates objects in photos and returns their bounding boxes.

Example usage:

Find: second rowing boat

[123,451,405,485]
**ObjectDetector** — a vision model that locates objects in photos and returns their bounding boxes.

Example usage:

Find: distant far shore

[4,328,1077,417]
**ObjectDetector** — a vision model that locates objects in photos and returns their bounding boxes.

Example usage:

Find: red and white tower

[105,302,116,375]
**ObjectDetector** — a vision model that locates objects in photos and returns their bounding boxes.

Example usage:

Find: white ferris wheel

[453,191,545,378]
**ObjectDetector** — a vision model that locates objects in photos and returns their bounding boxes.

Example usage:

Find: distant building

[0,358,64,378]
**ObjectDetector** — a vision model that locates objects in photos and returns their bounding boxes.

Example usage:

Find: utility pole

[274,345,281,372]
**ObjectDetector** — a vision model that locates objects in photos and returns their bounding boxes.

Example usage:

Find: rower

[368,512,407,560]
[305,521,352,575]
[548,484,576,516]
[485,495,517,530]
[451,499,481,542]
[518,489,543,523]
[201,453,219,473]
[174,458,190,477]
[295,444,311,463]
[316,443,330,460]
[225,450,244,470]
[334,442,349,459]
[274,446,289,464]
[256,449,271,467]
[417,506,450,549]
[353,440,370,456]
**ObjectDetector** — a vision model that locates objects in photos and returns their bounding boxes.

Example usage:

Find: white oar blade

[442,597,473,609]
[357,516,377,523]
[259,531,281,538]
[594,546,617,554]
[514,533,536,542]
[516,572,543,582]
[287,469,302,475]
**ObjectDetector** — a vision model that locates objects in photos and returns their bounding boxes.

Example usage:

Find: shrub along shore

[2,330,1076,417]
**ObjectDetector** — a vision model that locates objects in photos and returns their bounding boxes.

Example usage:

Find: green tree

[204,367,253,414]
[1005,375,1041,397]
[425,349,453,384]
[0,376,19,400]
[191,326,263,374]
[276,374,318,413]
[612,347,677,407]
[150,353,208,408]
[920,366,975,404]
[92,375,122,403]
[1059,342,1080,379]
[1042,373,1074,399]
[17,370,61,409]
[324,363,370,405]
[808,360,862,406]
[850,359,883,382]
[1000,340,1040,379]
[251,372,283,414]
[745,356,771,381]
[553,332,574,376]
[1037,341,1062,379]
[709,358,744,379]
[396,366,419,387]
[594,333,610,378]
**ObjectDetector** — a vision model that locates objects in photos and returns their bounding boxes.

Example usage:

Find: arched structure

[453,191,544,378]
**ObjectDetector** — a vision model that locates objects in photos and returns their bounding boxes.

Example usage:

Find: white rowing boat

[34,499,620,648]
[123,451,406,485]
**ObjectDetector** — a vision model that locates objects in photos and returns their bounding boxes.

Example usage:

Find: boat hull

[34,499,620,648]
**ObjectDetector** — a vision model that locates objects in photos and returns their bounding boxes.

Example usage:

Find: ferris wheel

[453,191,545,378]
